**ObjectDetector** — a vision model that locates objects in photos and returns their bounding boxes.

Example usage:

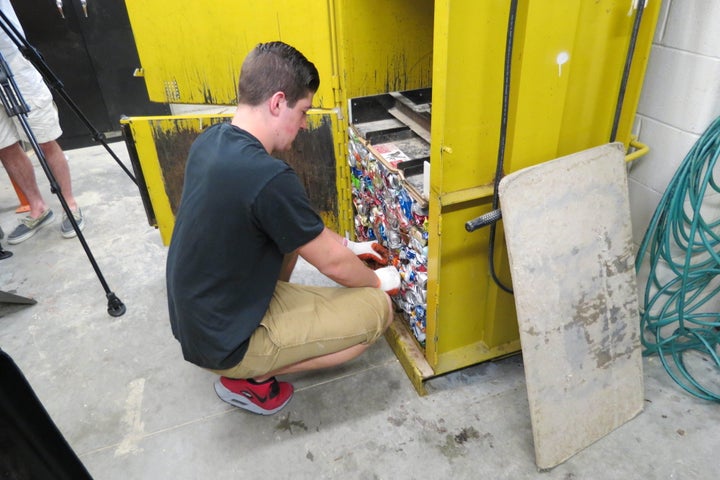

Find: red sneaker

[214,377,293,415]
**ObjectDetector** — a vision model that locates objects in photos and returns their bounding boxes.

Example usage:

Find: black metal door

[10,0,170,150]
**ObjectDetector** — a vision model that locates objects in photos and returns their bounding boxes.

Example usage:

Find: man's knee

[0,141,22,158]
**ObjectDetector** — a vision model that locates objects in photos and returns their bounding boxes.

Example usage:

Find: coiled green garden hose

[635,115,720,402]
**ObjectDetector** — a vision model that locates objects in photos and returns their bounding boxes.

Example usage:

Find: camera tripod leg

[21,114,126,317]
[0,50,126,316]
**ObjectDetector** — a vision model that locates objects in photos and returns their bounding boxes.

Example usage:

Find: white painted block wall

[629,0,720,292]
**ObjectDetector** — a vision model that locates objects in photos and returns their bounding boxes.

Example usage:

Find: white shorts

[0,53,62,149]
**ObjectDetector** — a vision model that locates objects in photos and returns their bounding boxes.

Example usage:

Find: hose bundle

[635,115,720,402]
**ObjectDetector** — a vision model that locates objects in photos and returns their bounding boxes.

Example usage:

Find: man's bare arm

[298,228,381,288]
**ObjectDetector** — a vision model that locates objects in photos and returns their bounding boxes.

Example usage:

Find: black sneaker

[8,209,55,244]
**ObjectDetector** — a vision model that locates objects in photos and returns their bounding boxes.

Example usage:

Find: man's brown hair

[237,41,320,107]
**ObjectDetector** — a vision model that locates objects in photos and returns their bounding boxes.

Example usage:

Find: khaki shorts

[0,53,62,149]
[210,281,390,379]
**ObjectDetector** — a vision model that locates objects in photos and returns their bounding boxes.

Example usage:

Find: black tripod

[0,9,137,186]
[0,50,125,316]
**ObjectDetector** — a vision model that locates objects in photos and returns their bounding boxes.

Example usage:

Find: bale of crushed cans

[348,129,429,346]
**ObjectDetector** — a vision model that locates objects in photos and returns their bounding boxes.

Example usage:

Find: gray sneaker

[8,209,55,244]
[61,208,85,238]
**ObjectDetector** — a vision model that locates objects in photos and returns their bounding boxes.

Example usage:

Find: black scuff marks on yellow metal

[275,116,337,217]
[151,117,229,215]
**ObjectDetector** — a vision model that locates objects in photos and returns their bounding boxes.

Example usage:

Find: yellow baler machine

[121,0,660,394]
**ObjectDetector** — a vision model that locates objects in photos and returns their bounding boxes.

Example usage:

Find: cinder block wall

[629,0,720,290]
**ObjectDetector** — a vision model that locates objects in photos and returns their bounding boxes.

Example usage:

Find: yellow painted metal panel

[123,0,433,237]
[427,1,519,372]
[333,0,434,101]
[425,0,660,374]
[124,0,336,107]
[505,1,582,172]
[123,0,661,386]
[385,316,434,396]
[121,111,343,246]
[121,114,230,244]
[425,199,520,374]
[430,0,661,194]
[430,1,510,197]
[277,112,347,233]
[506,0,663,172]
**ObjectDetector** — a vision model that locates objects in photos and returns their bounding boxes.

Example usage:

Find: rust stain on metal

[151,117,228,215]
[275,115,337,216]
[150,115,337,220]
[383,52,432,94]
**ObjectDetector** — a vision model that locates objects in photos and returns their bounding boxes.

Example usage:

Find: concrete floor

[0,142,718,479]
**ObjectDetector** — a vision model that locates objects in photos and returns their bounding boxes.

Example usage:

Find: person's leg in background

[0,141,56,244]
[0,141,50,218]
[39,139,84,239]
[0,55,84,244]
[0,140,84,244]
[40,140,78,212]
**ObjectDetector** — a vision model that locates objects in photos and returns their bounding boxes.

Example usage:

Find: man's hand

[374,266,401,295]
[345,239,389,265]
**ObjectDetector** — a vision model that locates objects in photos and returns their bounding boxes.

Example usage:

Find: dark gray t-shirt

[166,123,324,369]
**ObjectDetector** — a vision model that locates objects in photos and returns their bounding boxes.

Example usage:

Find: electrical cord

[464,0,516,294]
[486,0,519,295]
[635,115,720,402]
[610,0,645,142]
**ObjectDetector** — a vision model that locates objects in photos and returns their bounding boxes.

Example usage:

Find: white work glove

[374,266,401,295]
[344,238,389,265]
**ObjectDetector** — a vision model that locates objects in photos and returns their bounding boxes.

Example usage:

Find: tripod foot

[106,292,126,317]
